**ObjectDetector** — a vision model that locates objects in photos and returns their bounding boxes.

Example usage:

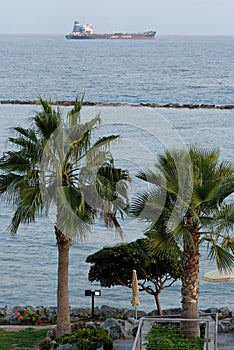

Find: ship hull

[65,32,156,40]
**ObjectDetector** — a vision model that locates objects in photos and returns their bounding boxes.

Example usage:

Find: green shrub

[72,320,87,332]
[146,325,204,350]
[15,307,40,324]
[56,325,113,350]
[146,336,173,350]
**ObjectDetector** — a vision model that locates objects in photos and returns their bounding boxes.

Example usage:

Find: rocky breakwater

[1,304,234,345]
[1,99,234,109]
[201,307,234,333]
[0,305,234,339]
[0,304,143,340]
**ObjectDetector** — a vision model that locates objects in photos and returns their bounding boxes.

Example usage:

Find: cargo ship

[65,21,156,40]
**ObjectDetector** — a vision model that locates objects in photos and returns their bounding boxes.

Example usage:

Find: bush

[146,325,204,350]
[56,325,113,350]
[147,337,173,350]
[71,321,87,332]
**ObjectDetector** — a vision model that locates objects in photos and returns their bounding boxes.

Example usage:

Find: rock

[0,308,5,317]
[12,306,24,314]
[127,317,137,325]
[57,345,72,350]
[117,319,133,339]
[219,307,231,318]
[220,318,231,325]
[218,323,225,333]
[200,104,215,108]
[71,307,90,318]
[220,318,234,332]
[4,306,13,316]
[147,308,181,317]
[100,318,135,340]
[46,329,54,339]
[132,325,138,337]
[100,305,118,318]
[101,318,119,328]
[222,105,234,109]
[101,318,123,340]
[123,309,146,319]
[0,318,8,325]
[50,340,58,350]
[203,307,219,314]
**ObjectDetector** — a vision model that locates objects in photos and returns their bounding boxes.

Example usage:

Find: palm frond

[33,97,61,140]
[0,173,24,199]
[146,224,181,259]
[208,242,234,271]
[130,187,166,222]
[212,203,234,236]
[64,115,102,163]
[222,237,234,254]
[67,93,85,128]
[13,126,37,140]
[8,186,44,234]
[55,185,95,240]
[0,151,32,172]
[136,168,161,185]
[85,134,119,164]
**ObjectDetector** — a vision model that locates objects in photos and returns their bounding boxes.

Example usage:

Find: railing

[132,314,218,350]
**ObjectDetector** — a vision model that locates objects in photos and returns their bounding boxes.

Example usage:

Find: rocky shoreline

[1,304,234,337]
[1,99,234,109]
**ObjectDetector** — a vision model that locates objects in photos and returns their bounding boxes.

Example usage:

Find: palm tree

[131,146,234,338]
[0,96,130,337]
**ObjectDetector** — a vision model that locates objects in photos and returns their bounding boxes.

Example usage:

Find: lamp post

[85,290,101,319]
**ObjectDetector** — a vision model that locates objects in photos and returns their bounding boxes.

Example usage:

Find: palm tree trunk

[55,225,72,337]
[181,233,200,338]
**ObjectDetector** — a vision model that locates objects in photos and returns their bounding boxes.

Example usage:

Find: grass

[0,328,48,349]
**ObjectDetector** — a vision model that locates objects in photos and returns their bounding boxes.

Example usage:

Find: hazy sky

[1,0,234,35]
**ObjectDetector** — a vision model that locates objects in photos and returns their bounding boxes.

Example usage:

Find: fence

[132,314,218,350]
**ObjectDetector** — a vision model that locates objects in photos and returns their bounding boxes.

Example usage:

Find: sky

[0,0,234,36]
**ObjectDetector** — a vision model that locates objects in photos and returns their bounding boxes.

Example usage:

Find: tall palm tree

[131,146,234,338]
[0,96,130,337]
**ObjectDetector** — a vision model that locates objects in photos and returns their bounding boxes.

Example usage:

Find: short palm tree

[131,146,234,338]
[0,96,130,337]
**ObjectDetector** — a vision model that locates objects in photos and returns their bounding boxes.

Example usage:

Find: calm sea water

[0,35,233,312]
[0,34,234,105]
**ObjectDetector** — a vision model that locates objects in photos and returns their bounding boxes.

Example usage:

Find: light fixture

[85,289,101,318]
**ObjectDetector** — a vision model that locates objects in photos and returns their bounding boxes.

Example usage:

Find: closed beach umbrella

[131,269,140,318]
[202,267,234,282]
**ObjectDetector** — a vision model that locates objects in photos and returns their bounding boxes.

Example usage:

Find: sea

[0,34,233,313]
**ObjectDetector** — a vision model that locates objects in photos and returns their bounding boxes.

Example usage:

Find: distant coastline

[0,100,234,109]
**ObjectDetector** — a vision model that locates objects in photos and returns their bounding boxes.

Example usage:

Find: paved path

[217,333,234,350]
[113,340,134,349]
